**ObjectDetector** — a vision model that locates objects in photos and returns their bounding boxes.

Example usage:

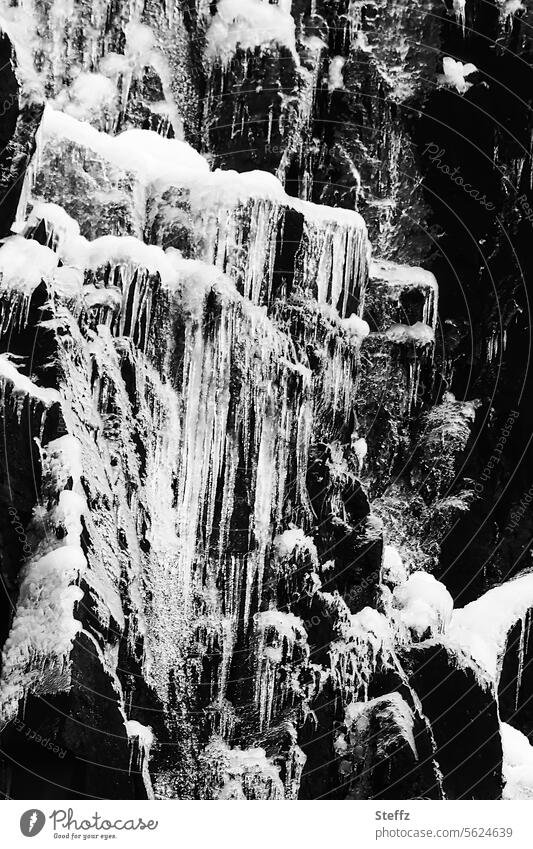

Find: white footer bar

[2,800,529,847]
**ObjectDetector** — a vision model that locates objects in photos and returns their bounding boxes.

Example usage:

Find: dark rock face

[0,0,531,802]
[405,644,503,800]
[0,34,43,236]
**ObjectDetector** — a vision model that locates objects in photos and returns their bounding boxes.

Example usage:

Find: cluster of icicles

[0,102,475,799]
[0,103,374,797]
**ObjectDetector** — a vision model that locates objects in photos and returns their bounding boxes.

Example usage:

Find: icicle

[515,609,531,710]
[126,720,155,798]
[200,737,285,800]
[453,0,466,34]
[294,206,369,317]
[254,611,309,730]
[329,605,394,702]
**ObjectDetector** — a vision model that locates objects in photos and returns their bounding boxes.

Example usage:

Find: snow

[439,57,477,94]
[502,723,533,799]
[42,108,209,187]
[126,719,154,755]
[256,609,306,641]
[393,571,453,640]
[30,110,370,316]
[503,0,525,19]
[370,259,438,330]
[0,10,43,103]
[339,313,370,341]
[19,200,184,288]
[448,571,533,684]
[345,692,418,759]
[52,72,118,122]
[273,527,316,559]
[0,235,59,292]
[452,0,466,31]
[293,197,366,226]
[52,266,84,299]
[39,108,368,223]
[125,719,155,798]
[294,202,369,317]
[205,0,297,68]
[0,435,87,722]
[188,167,286,208]
[0,355,60,409]
[385,321,435,347]
[382,544,407,587]
[330,606,394,699]
[203,737,284,799]
[62,234,181,287]
[370,259,437,291]
[352,436,367,468]
[20,201,81,249]
[328,56,346,92]
[254,610,309,728]
[0,546,85,660]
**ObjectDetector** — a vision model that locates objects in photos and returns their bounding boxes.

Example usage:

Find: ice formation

[0,436,86,722]
[330,607,395,700]
[0,0,519,803]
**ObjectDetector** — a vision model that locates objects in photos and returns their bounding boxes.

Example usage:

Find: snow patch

[448,571,533,684]
[382,545,407,587]
[439,57,477,94]
[273,527,316,559]
[385,321,435,347]
[328,56,346,92]
[339,313,370,341]
[0,235,59,292]
[393,571,453,640]
[502,723,533,799]
[206,0,297,68]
